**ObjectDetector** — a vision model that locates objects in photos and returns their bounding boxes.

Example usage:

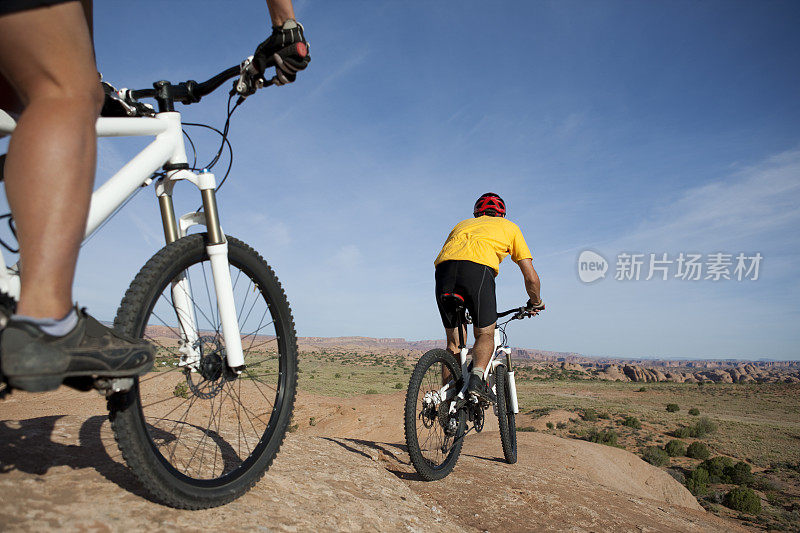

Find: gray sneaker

[0,307,154,392]
[467,373,496,404]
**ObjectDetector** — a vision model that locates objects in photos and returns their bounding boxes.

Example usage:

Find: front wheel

[109,234,297,509]
[495,364,517,464]
[404,349,466,481]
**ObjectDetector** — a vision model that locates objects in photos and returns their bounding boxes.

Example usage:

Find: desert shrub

[334,373,341,378]
[672,426,692,438]
[723,486,761,515]
[666,403,680,413]
[586,429,618,446]
[690,417,718,438]
[688,407,700,416]
[556,421,567,429]
[643,446,670,467]
[622,416,642,429]
[582,408,599,421]
[598,411,611,419]
[173,382,189,399]
[366,389,378,394]
[517,426,536,432]
[546,422,554,430]
[685,467,710,495]
[687,441,710,460]
[665,439,687,457]
[637,386,647,392]
[393,382,403,389]
[309,416,317,426]
[724,461,754,485]
[701,456,734,482]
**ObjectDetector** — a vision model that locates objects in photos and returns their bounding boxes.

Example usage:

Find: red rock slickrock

[0,387,746,532]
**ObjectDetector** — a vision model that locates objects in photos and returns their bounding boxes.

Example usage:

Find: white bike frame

[441,327,519,415]
[0,109,245,370]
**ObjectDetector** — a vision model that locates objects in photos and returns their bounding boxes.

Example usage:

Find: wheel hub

[185,335,233,399]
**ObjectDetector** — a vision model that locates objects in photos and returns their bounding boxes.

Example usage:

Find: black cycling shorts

[435,260,497,329]
[0,0,77,16]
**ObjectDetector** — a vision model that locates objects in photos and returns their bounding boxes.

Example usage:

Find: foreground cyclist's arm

[517,258,544,311]
[254,0,311,86]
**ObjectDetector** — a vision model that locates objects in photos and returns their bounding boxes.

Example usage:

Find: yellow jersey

[434,217,532,275]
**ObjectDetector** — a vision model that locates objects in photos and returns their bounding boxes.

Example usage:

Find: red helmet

[473,193,506,217]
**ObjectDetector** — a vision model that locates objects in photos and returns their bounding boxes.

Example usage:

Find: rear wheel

[495,364,517,464]
[404,349,466,481]
[109,234,297,508]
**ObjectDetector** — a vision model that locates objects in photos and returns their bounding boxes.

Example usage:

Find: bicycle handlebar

[127,42,308,108]
[128,64,240,103]
[497,306,528,319]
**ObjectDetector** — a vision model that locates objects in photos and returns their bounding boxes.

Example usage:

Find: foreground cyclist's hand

[526,298,545,315]
[253,19,310,86]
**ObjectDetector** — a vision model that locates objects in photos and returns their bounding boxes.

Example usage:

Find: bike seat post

[456,306,466,350]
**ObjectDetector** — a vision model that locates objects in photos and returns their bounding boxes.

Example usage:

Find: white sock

[12,308,78,337]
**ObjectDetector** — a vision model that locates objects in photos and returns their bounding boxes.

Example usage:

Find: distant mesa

[143,328,800,384]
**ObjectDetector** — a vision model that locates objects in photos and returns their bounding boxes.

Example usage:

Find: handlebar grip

[263,42,309,68]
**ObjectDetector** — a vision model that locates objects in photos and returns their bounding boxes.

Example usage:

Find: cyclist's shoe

[467,373,496,404]
[0,307,154,392]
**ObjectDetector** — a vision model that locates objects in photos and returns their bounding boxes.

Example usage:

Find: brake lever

[234,55,262,98]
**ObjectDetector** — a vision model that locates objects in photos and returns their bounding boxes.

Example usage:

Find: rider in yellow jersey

[435,193,545,402]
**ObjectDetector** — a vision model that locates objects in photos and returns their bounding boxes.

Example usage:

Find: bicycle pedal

[94,377,134,396]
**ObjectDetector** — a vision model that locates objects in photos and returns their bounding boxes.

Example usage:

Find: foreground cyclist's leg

[0,3,152,391]
[0,2,101,318]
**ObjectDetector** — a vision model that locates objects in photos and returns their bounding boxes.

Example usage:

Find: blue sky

[2,1,799,360]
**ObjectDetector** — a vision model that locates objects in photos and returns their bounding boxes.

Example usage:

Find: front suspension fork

[156,170,245,371]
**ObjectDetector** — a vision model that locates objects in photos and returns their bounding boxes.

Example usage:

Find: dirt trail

[0,388,744,532]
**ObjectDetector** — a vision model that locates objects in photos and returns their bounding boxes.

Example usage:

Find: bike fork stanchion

[199,177,245,371]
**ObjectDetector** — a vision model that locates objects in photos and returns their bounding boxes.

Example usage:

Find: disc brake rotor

[184,335,229,399]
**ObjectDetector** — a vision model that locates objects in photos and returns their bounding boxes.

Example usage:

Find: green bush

[686,441,710,460]
[598,411,611,419]
[393,382,403,389]
[582,408,599,421]
[723,486,761,515]
[586,429,618,447]
[643,446,670,467]
[637,386,647,392]
[334,373,341,378]
[666,403,680,413]
[673,426,692,438]
[690,417,718,438]
[366,389,378,394]
[556,421,567,429]
[664,439,687,457]
[685,467,710,496]
[701,456,733,482]
[688,407,700,416]
[724,461,754,485]
[546,422,554,430]
[622,416,642,429]
[517,426,536,432]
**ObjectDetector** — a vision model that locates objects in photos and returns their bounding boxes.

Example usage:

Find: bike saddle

[440,292,465,308]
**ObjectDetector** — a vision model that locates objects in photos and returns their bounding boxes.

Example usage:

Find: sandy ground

[0,387,746,532]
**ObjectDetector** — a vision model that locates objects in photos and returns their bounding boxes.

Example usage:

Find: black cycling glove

[252,19,310,86]
[526,298,545,312]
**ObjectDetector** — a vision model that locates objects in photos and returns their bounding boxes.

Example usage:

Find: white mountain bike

[404,296,533,480]
[0,46,305,508]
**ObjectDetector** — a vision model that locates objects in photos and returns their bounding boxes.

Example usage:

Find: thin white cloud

[630,147,800,248]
